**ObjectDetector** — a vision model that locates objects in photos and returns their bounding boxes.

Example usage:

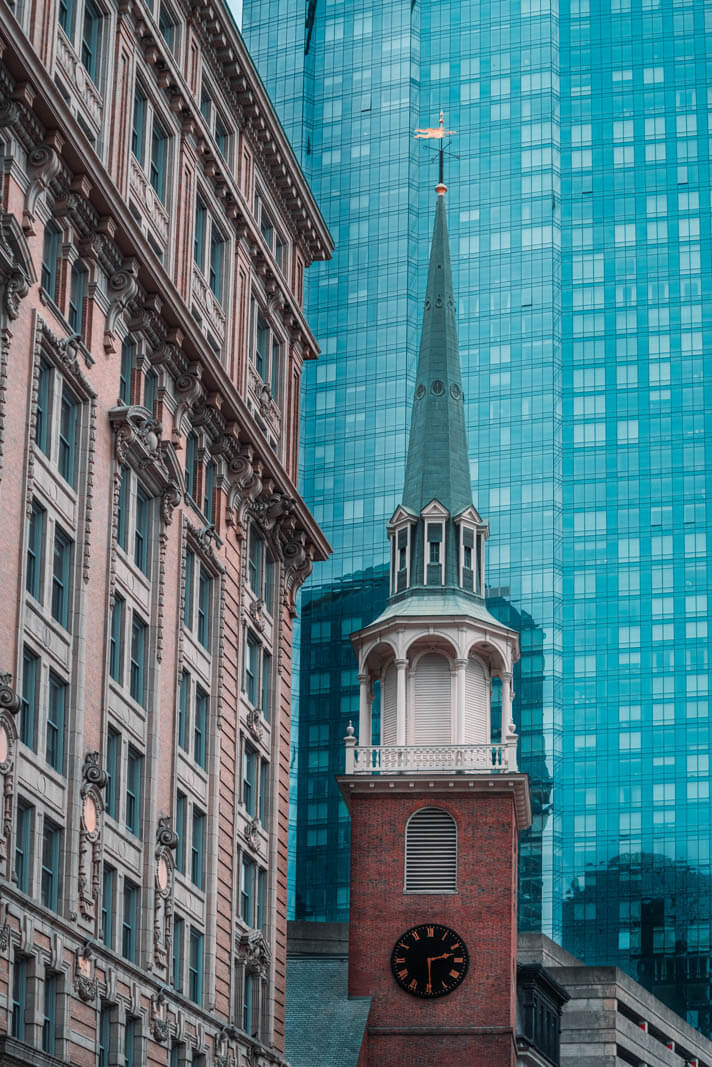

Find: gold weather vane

[414,111,457,189]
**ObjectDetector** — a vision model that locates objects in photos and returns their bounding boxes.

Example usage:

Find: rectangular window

[122,880,138,961]
[245,633,258,706]
[150,117,168,200]
[178,670,189,750]
[105,726,119,819]
[173,915,184,991]
[58,0,74,34]
[51,525,72,628]
[203,461,215,522]
[255,313,269,378]
[261,649,271,723]
[117,466,130,551]
[20,647,38,750]
[240,855,255,924]
[134,486,150,574]
[68,263,87,334]
[125,1016,137,1067]
[120,337,135,405]
[175,791,186,874]
[35,359,52,456]
[191,807,205,889]
[58,382,78,485]
[215,116,228,157]
[184,433,197,499]
[126,746,142,836]
[257,866,266,931]
[183,548,194,626]
[42,971,58,1055]
[197,566,211,649]
[243,971,255,1036]
[11,957,27,1040]
[47,672,66,773]
[194,685,207,768]
[41,226,60,302]
[110,595,124,683]
[15,800,32,894]
[194,199,207,271]
[243,744,256,817]
[258,760,268,825]
[159,4,176,48]
[248,528,262,594]
[144,370,157,414]
[98,1005,112,1067]
[102,864,115,948]
[130,614,147,705]
[209,224,225,298]
[41,819,61,911]
[26,500,44,599]
[188,927,203,1003]
[81,0,101,82]
[132,86,146,163]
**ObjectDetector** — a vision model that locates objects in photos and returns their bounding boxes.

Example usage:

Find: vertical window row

[183,546,214,653]
[33,356,81,487]
[104,725,143,837]
[19,650,69,775]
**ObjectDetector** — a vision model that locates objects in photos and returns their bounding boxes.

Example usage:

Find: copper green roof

[401,190,473,519]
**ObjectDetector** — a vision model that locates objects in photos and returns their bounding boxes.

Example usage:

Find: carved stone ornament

[247,598,266,634]
[153,816,178,970]
[0,898,10,954]
[151,990,170,1044]
[214,1026,237,1067]
[246,707,263,742]
[279,527,314,617]
[235,929,271,980]
[0,213,35,321]
[23,139,64,233]
[78,752,106,920]
[0,673,19,880]
[74,943,97,1003]
[226,445,263,534]
[243,818,261,854]
[110,404,182,499]
[104,258,139,352]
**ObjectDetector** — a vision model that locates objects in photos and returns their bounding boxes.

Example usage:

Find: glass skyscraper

[242,0,712,1033]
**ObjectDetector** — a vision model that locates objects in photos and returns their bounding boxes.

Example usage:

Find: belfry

[338,175,532,1066]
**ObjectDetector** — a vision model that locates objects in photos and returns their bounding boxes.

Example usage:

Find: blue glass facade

[242,0,712,1031]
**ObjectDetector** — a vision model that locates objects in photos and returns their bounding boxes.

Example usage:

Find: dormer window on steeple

[455,507,488,596]
[421,501,448,586]
[388,507,417,595]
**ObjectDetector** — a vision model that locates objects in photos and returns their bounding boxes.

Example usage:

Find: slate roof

[366,587,510,632]
[285,958,371,1067]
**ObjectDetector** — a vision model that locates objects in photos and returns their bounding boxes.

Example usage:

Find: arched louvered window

[414,652,451,744]
[463,655,489,744]
[404,807,457,893]
[382,663,397,746]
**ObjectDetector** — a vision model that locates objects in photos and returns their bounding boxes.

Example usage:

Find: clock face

[391,923,469,998]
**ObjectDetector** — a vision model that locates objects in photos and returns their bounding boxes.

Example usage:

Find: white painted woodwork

[404,807,457,893]
[414,653,451,744]
[464,655,489,745]
[381,663,397,746]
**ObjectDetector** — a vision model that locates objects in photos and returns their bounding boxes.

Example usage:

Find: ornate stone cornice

[109,404,182,511]
[235,928,271,980]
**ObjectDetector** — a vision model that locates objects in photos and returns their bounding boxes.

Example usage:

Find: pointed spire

[401,189,473,519]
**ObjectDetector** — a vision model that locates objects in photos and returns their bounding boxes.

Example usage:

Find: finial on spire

[414,110,457,192]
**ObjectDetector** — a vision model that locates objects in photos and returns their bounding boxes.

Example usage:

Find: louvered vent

[405,807,457,893]
[382,664,397,745]
[414,653,452,744]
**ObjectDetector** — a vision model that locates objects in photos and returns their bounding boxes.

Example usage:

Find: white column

[501,671,516,768]
[358,672,371,747]
[395,659,408,746]
[454,658,467,744]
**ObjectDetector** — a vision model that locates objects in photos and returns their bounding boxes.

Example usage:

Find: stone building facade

[0,0,331,1064]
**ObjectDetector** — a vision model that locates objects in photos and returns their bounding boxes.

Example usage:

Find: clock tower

[338,179,531,1066]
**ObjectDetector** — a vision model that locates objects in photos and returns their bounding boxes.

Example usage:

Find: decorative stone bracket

[153,816,178,972]
[78,752,106,921]
[0,673,19,882]
[235,928,271,981]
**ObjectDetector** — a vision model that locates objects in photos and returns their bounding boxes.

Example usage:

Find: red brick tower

[338,176,531,1066]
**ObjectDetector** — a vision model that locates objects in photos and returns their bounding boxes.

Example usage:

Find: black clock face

[391,923,469,998]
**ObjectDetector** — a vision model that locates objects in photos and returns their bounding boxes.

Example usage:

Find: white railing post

[344,721,356,774]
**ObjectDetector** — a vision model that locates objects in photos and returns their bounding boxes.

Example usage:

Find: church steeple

[389,186,488,600]
[401,188,472,520]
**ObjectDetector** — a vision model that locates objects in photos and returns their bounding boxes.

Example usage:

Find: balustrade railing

[344,740,517,775]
